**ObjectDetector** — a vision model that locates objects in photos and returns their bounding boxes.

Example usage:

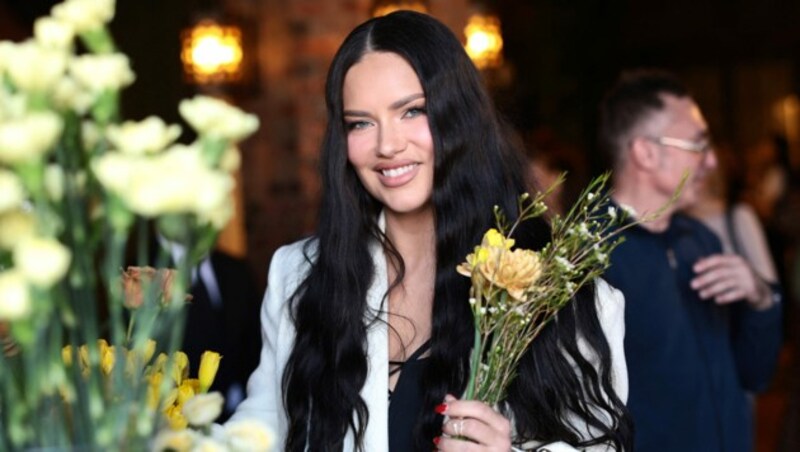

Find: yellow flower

[147,372,164,410]
[62,345,74,366]
[100,344,115,375]
[457,229,542,301]
[164,404,188,430]
[224,419,275,452]
[181,391,223,427]
[198,351,221,393]
[0,270,31,320]
[170,351,189,385]
[13,236,72,288]
[176,382,196,405]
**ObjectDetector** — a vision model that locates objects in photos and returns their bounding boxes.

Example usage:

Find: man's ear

[629,136,659,171]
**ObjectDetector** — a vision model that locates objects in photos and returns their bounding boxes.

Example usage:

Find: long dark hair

[281,10,632,451]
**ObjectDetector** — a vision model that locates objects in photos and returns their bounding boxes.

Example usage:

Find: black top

[388,340,431,452]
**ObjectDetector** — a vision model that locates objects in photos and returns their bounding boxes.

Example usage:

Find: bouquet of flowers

[457,173,667,405]
[0,0,271,449]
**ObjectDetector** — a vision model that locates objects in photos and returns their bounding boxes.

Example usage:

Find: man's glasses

[647,136,713,155]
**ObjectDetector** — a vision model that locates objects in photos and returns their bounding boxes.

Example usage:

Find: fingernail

[434,403,447,414]
[433,436,441,446]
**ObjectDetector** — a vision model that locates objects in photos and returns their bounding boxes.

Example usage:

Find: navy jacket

[604,212,782,452]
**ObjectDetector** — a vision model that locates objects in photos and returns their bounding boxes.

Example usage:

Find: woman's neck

[384,207,436,267]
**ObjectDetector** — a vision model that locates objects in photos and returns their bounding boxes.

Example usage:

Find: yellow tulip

[198,351,221,393]
[176,382,195,405]
[170,351,189,385]
[164,404,188,430]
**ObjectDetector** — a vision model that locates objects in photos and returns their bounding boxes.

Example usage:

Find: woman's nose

[377,122,406,157]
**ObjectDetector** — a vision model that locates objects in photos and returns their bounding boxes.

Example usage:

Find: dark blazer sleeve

[731,283,783,392]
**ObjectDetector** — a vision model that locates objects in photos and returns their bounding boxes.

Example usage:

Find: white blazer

[232,237,628,451]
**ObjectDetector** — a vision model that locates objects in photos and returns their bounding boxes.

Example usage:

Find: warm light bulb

[181,21,244,84]
[464,14,503,70]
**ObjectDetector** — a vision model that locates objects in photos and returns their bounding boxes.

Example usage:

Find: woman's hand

[434,394,512,451]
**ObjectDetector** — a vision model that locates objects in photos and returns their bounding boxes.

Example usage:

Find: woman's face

[342,51,434,218]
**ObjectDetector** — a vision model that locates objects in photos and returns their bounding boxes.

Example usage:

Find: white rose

[14,236,72,288]
[192,437,228,452]
[70,53,135,93]
[0,112,64,164]
[5,40,68,93]
[106,117,181,155]
[181,392,224,427]
[52,76,96,114]
[197,194,233,230]
[151,428,198,452]
[0,210,36,250]
[0,169,25,214]
[91,153,139,195]
[224,419,275,452]
[34,17,75,49]
[0,270,31,320]
[179,96,259,142]
[51,0,115,33]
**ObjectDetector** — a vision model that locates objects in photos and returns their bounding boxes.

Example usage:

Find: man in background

[599,69,783,451]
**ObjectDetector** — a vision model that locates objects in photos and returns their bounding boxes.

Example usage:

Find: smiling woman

[231,10,632,452]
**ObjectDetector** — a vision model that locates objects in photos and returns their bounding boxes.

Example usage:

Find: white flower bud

[224,419,275,452]
[51,0,115,33]
[0,269,31,320]
[0,112,64,164]
[34,17,75,49]
[179,95,259,142]
[14,236,72,288]
[0,210,36,250]
[52,76,96,114]
[44,164,65,202]
[91,152,138,195]
[181,391,224,427]
[70,53,135,93]
[5,40,68,93]
[0,169,25,214]
[105,116,181,155]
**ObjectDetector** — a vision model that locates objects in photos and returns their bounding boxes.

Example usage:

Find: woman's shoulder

[593,278,625,336]
[266,237,317,290]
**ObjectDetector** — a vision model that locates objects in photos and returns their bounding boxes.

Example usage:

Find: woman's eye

[346,120,370,131]
[403,106,426,118]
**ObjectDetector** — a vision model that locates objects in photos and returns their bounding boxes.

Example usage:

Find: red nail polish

[433,436,441,445]
[434,403,447,414]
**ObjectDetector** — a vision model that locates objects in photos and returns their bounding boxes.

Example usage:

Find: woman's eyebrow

[343,93,425,117]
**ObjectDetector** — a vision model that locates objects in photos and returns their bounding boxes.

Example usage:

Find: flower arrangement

[457,173,667,405]
[0,0,271,449]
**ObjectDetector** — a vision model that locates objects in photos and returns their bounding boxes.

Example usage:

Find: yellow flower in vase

[198,351,221,393]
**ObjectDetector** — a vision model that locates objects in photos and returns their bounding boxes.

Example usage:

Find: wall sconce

[464,11,504,70]
[181,19,244,85]
[372,0,429,17]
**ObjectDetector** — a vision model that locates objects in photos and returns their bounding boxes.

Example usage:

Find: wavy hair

[281,10,632,451]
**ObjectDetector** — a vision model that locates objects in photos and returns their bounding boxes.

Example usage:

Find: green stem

[464,315,482,401]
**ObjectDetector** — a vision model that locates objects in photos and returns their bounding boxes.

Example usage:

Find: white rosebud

[5,40,68,93]
[51,0,115,33]
[0,112,64,164]
[192,437,228,452]
[70,53,135,93]
[0,169,25,214]
[151,428,198,452]
[105,116,181,155]
[0,210,36,250]
[44,164,65,202]
[14,236,72,288]
[82,120,102,150]
[52,76,96,114]
[197,195,234,230]
[0,270,31,320]
[181,391,224,427]
[34,17,75,49]
[179,95,259,142]
[224,419,275,452]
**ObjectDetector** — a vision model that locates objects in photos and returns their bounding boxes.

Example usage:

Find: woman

[233,11,631,451]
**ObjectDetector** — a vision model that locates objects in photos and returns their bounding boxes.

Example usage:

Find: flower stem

[464,315,482,401]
